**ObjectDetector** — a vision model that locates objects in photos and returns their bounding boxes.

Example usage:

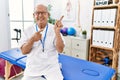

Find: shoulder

[48,23,54,28]
[24,24,35,33]
[48,23,54,29]
[47,23,55,35]
[23,24,36,37]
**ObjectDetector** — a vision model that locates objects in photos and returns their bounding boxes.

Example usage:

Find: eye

[34,12,47,15]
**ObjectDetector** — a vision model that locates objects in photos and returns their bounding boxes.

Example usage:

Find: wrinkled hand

[32,29,43,42]
[54,16,64,32]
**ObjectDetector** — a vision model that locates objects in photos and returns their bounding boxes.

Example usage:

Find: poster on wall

[61,0,76,21]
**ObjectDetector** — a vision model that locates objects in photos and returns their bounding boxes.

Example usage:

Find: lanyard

[35,24,48,52]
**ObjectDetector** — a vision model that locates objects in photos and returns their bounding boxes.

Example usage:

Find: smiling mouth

[37,19,44,23]
[38,18,44,21]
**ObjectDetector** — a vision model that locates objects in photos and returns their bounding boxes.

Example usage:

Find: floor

[0,74,23,80]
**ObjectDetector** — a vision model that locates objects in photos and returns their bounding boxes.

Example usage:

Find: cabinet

[63,36,90,60]
[89,0,120,80]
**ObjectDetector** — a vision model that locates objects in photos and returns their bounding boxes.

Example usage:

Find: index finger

[59,15,64,22]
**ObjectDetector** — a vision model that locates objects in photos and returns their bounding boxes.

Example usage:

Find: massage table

[0,48,115,80]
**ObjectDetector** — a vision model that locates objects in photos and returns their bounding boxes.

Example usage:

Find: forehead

[34,5,48,12]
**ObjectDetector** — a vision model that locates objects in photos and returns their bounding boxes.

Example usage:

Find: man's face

[33,5,49,25]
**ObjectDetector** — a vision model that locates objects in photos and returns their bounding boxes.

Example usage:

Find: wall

[79,0,94,38]
[0,0,11,52]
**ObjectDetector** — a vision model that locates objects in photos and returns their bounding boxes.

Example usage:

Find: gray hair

[33,4,50,16]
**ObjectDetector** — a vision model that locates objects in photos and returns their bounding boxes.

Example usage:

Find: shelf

[91,26,116,30]
[94,61,112,67]
[90,45,114,51]
[94,4,119,9]
[89,1,120,80]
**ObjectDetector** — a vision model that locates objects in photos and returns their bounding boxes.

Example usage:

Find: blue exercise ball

[67,27,76,36]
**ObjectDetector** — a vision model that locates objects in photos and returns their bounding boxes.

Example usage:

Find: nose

[38,13,42,17]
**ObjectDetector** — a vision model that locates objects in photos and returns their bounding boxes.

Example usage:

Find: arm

[21,30,43,54]
[55,30,65,53]
[21,37,34,54]
[54,16,65,53]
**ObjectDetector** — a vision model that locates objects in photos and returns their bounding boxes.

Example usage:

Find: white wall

[79,0,94,38]
[0,0,11,52]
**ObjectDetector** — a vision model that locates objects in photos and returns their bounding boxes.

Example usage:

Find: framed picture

[61,0,76,21]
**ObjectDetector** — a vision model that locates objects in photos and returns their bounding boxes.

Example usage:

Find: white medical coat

[19,23,64,76]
